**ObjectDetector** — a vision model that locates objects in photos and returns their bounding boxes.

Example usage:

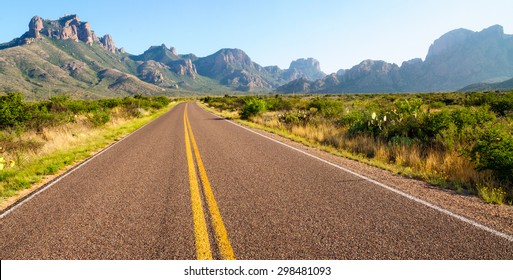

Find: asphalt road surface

[1,102,512,259]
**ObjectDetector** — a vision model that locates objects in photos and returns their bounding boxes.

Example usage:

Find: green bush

[394,98,423,116]
[465,92,513,116]
[279,111,309,125]
[309,97,344,118]
[265,96,292,111]
[98,98,122,109]
[450,107,496,131]
[88,110,111,127]
[430,101,446,109]
[0,92,30,129]
[490,94,513,116]
[469,125,513,181]
[151,96,170,109]
[240,98,266,119]
[420,110,452,140]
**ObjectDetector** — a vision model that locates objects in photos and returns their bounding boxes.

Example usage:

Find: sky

[1,0,512,74]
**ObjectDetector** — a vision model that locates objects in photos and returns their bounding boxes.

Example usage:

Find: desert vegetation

[0,92,174,201]
[202,92,513,204]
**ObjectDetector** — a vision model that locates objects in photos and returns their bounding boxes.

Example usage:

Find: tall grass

[0,93,177,203]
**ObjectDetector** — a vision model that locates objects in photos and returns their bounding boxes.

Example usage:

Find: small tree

[0,92,29,129]
[240,98,266,119]
[469,126,513,181]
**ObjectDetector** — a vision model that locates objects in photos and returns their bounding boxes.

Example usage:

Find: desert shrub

[88,110,111,127]
[240,98,266,119]
[339,110,365,128]
[309,97,344,118]
[468,125,513,181]
[201,95,244,111]
[430,101,446,109]
[201,96,212,103]
[99,98,122,109]
[48,95,71,112]
[347,111,385,137]
[26,104,53,131]
[465,92,513,116]
[279,110,309,125]
[66,100,89,113]
[0,92,30,129]
[420,110,452,140]
[151,96,170,109]
[490,93,513,116]
[265,96,292,111]
[394,98,423,116]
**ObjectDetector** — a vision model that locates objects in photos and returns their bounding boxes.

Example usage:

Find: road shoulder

[200,103,513,236]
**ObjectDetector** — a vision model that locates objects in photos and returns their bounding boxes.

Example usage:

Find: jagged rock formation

[195,49,257,79]
[131,44,180,65]
[137,61,167,84]
[131,44,198,85]
[283,58,326,81]
[27,16,44,39]
[0,15,118,53]
[276,77,312,93]
[278,60,403,93]
[169,59,197,78]
[99,34,116,53]
[194,48,276,90]
[222,70,273,91]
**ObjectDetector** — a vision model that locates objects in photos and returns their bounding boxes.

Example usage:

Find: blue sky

[1,0,512,73]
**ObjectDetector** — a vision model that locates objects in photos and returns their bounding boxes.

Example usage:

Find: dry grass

[0,102,176,202]
[236,109,495,198]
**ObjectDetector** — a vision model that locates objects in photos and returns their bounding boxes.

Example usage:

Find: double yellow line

[183,103,235,260]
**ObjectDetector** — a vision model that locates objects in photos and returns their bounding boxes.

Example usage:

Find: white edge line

[0,106,175,219]
[201,105,513,243]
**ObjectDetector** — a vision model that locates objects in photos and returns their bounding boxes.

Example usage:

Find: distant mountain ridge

[0,14,511,98]
[459,77,513,92]
[278,25,513,93]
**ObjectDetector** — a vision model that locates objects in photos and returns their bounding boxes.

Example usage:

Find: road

[1,102,512,259]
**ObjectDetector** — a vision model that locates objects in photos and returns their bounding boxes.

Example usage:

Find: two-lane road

[1,102,512,259]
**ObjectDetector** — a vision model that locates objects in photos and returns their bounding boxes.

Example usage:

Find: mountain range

[278,25,513,93]
[0,15,512,99]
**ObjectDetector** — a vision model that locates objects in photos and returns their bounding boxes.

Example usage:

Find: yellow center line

[184,103,236,260]
[185,105,236,260]
[184,103,212,260]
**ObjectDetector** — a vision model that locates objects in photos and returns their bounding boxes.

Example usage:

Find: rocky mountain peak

[336,69,346,76]
[425,25,506,62]
[133,44,180,63]
[216,48,252,66]
[349,60,399,75]
[100,34,116,53]
[170,59,197,78]
[0,14,119,52]
[169,46,178,56]
[194,48,256,79]
[28,16,44,38]
[481,24,504,37]
[285,57,326,81]
[426,28,473,61]
[289,58,321,71]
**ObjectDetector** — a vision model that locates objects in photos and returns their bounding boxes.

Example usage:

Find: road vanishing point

[1,102,512,259]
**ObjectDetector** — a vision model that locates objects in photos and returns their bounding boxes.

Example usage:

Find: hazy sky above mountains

[1,0,512,73]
